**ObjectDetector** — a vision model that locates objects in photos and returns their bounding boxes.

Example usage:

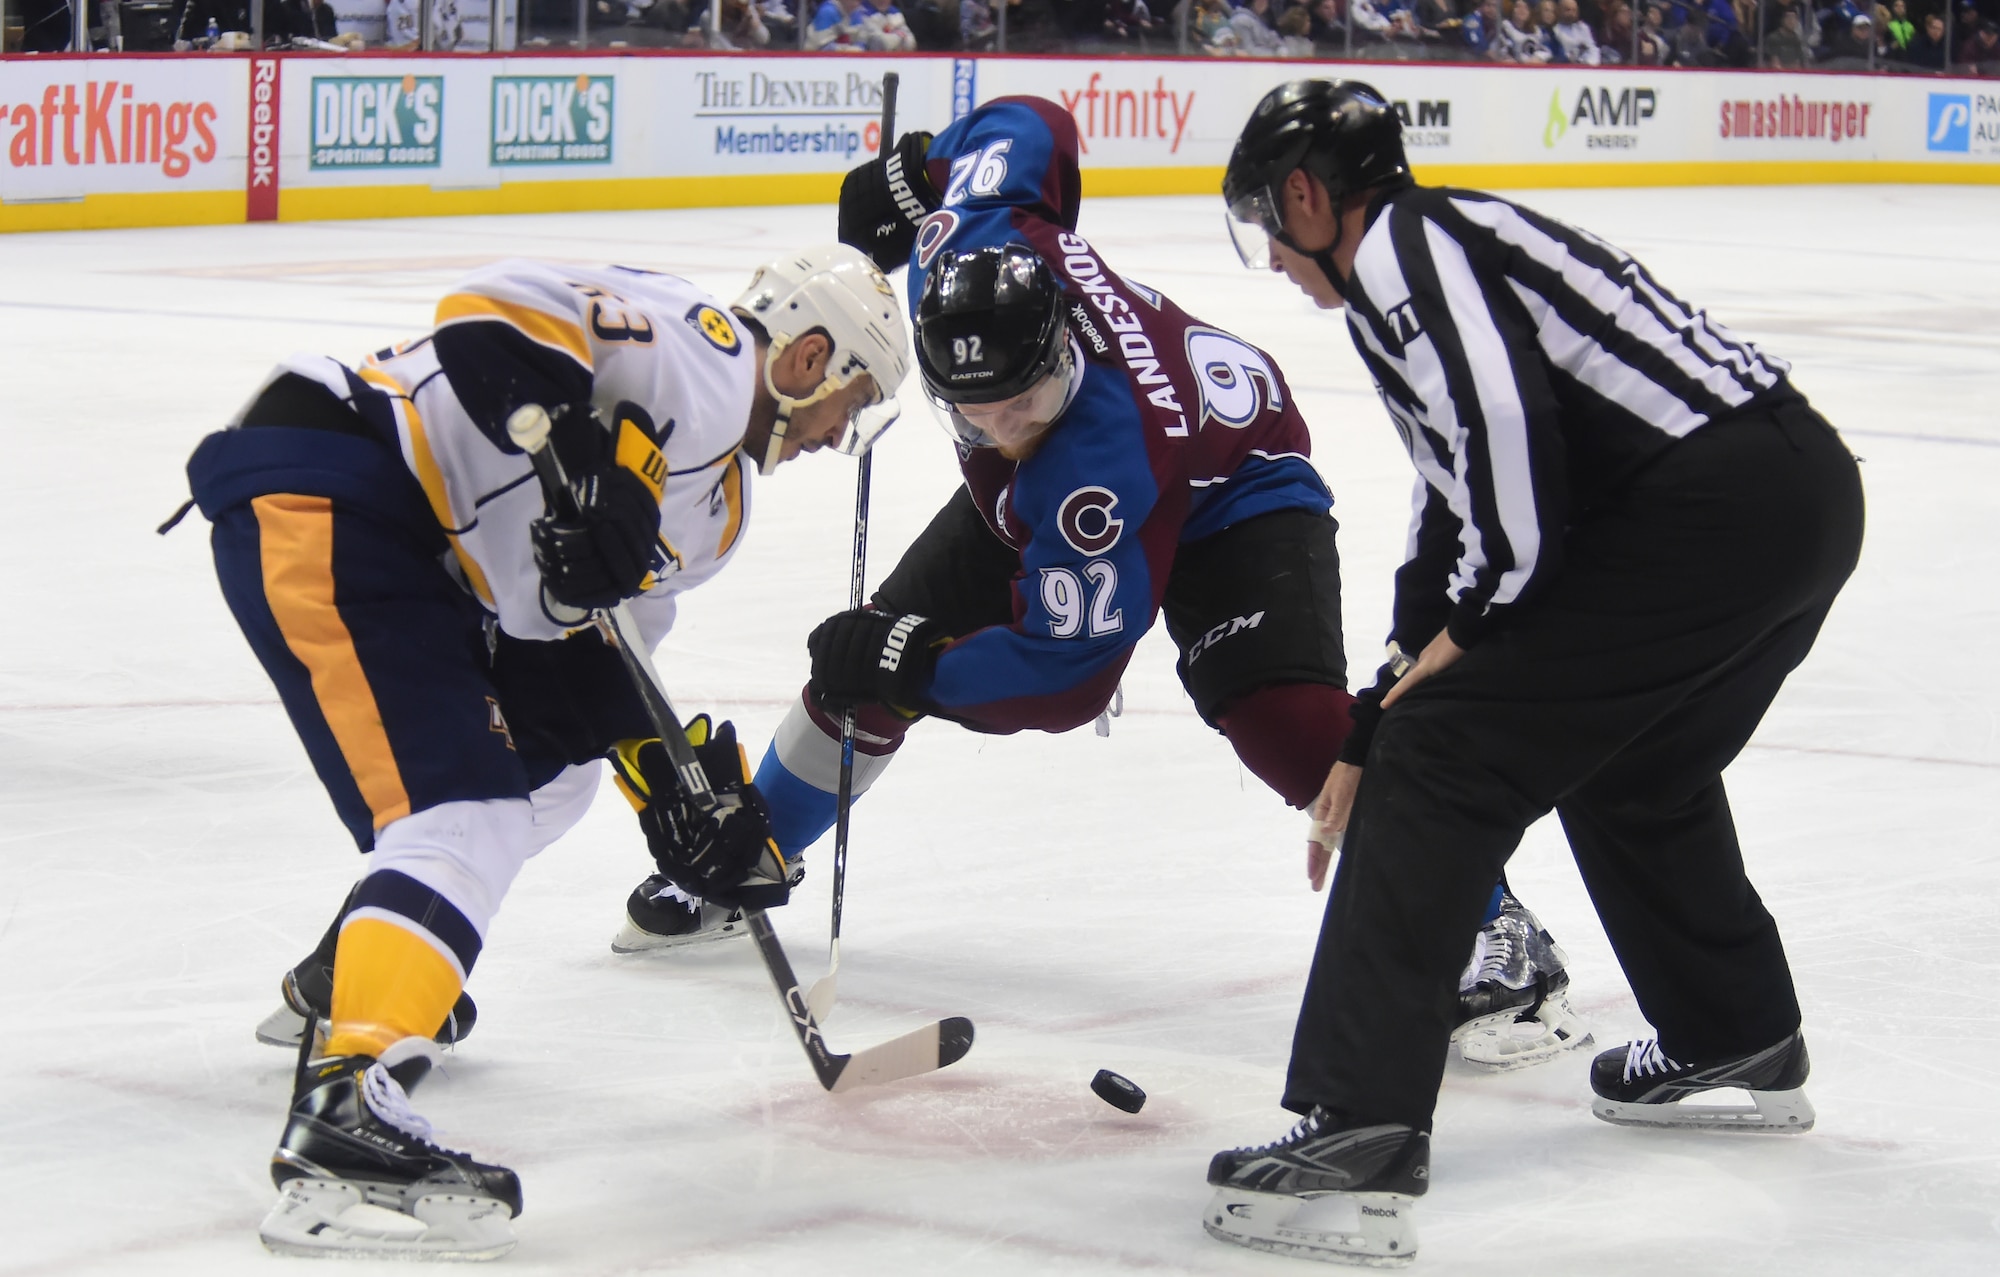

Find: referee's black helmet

[1223,80,1411,267]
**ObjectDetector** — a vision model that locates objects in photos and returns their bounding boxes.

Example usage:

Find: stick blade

[828,1016,976,1093]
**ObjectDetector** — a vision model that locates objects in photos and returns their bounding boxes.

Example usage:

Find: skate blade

[609,909,749,954]
[260,1178,516,1260]
[1593,1085,1815,1134]
[255,1003,308,1049]
[1203,1187,1416,1268]
[1452,992,1593,1071]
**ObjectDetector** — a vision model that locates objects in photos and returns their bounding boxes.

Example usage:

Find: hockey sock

[1481,883,1506,926]
[754,686,911,861]
[327,871,479,1058]
[1214,682,1356,810]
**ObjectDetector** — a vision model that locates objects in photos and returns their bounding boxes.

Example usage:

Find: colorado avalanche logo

[915,210,961,271]
[1057,486,1123,556]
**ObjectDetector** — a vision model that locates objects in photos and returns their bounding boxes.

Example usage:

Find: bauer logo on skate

[310,77,442,170]
[1,80,220,178]
[490,76,612,166]
[1056,73,1196,155]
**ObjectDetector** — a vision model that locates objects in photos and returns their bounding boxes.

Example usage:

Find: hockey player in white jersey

[182,245,910,1259]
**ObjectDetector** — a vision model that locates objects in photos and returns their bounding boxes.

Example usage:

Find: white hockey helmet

[731,244,913,475]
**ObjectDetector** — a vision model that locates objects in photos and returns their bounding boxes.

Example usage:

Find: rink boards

[1,51,1995,232]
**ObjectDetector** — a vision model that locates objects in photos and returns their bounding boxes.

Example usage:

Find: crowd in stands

[563,0,1999,68]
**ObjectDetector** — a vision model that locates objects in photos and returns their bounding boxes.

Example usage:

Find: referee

[1199,80,1864,1265]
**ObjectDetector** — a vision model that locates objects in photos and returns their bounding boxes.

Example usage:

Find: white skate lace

[361,1061,435,1143]
[1621,1039,1683,1084]
[1460,929,1518,992]
[646,879,702,907]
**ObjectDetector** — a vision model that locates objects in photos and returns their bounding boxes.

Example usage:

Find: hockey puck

[1090,1068,1146,1114]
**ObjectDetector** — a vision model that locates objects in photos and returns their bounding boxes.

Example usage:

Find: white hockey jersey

[258,261,758,645]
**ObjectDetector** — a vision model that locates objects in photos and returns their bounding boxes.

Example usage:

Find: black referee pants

[1283,400,1865,1128]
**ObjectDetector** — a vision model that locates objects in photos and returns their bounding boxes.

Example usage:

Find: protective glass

[926,340,1080,450]
[1225,185,1283,271]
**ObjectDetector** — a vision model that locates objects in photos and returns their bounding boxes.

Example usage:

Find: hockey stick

[506,403,972,1092]
[805,68,899,1028]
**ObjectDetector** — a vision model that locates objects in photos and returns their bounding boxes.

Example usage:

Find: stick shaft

[828,69,899,956]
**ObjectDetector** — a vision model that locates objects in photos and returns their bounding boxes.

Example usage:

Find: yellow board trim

[1082,159,2000,198]
[355,365,498,608]
[434,292,595,371]
[327,914,466,1059]
[251,493,413,830]
[0,188,241,233]
[9,161,1995,236]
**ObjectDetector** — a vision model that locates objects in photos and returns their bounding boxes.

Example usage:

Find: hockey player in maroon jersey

[615,97,1589,1075]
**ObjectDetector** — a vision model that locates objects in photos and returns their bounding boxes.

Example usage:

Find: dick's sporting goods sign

[310,76,442,170]
[491,75,613,165]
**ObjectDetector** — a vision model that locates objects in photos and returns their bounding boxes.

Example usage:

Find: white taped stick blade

[1593,1085,1816,1133]
[259,1179,516,1261]
[1452,990,1594,1071]
[828,1016,975,1093]
[1204,1187,1417,1267]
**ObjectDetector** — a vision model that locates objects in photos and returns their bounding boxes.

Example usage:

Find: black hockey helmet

[914,243,1068,406]
[1223,79,1410,269]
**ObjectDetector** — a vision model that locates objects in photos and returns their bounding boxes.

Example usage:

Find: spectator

[855,0,917,45]
[1905,7,1948,64]
[1309,0,1349,46]
[1599,0,1634,58]
[1230,0,1286,52]
[1666,0,1713,59]
[1550,0,1603,56]
[1415,0,1460,37]
[807,0,867,46]
[685,0,775,46]
[1963,17,2000,68]
[962,0,998,45]
[1102,0,1159,38]
[1500,0,1555,56]
[1464,0,1506,52]
[1766,5,1810,60]
[1351,0,1398,39]
[1277,0,1317,50]
[1193,0,1239,47]
[1634,0,1671,57]
[1825,7,1872,56]
[1883,0,1913,51]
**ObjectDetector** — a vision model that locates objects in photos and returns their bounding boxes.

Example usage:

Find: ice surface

[1,185,1996,1275]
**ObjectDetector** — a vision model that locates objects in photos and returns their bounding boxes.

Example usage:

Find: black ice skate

[1450,892,1592,1070]
[260,1036,521,1259]
[609,873,749,953]
[1591,1031,1814,1133]
[1204,1108,1428,1267]
[256,955,476,1049]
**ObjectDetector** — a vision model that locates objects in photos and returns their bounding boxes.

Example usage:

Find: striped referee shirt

[1342,185,1794,681]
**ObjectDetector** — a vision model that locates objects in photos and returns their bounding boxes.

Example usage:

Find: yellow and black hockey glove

[528,399,667,610]
[609,715,793,910]
[837,131,939,273]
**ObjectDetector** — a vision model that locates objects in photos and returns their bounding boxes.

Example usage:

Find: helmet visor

[832,379,903,457]
[1225,184,1283,271]
[926,338,1079,450]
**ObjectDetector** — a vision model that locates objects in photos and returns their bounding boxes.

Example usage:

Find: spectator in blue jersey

[1463,0,1506,53]
[806,0,866,46]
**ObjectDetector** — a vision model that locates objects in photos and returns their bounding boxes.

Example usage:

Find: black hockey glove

[527,400,666,610]
[807,609,947,714]
[837,131,939,273]
[609,715,794,910]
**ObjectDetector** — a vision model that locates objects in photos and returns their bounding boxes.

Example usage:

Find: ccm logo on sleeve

[1058,486,1123,556]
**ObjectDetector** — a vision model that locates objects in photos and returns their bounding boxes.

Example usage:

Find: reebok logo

[1361,1204,1399,1218]
[878,615,929,671]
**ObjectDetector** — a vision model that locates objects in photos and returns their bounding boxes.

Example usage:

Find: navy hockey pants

[1283,399,1866,1128]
